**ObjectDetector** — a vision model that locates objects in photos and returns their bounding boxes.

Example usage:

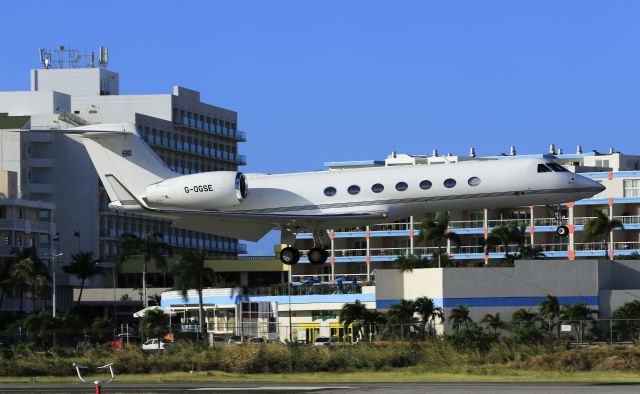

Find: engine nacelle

[145,171,248,210]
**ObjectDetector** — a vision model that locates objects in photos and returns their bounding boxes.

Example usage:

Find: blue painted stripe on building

[377,296,598,309]
[581,171,640,179]
[162,293,375,307]
[575,197,640,205]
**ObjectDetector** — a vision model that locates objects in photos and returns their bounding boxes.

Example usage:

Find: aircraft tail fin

[70,123,176,205]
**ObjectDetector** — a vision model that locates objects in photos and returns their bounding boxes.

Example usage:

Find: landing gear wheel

[280,247,300,265]
[308,247,328,265]
[556,225,569,238]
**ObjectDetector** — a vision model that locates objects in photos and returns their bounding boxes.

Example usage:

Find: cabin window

[419,180,432,190]
[537,164,552,173]
[371,183,384,193]
[546,163,570,172]
[348,185,361,195]
[443,178,456,188]
[324,186,337,197]
[395,182,408,191]
[468,177,481,186]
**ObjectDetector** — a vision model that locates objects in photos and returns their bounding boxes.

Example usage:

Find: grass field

[1,368,639,384]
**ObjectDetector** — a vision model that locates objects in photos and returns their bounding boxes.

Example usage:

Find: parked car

[141,338,172,350]
[248,336,267,344]
[227,335,243,344]
[313,336,347,347]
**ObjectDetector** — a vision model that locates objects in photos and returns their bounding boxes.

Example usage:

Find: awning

[133,305,177,318]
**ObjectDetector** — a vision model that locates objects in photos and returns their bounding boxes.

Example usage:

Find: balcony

[173,117,247,142]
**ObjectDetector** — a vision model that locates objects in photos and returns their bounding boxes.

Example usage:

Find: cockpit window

[537,164,552,173]
[546,163,570,172]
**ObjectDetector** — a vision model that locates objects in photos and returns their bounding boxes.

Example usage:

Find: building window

[371,183,384,193]
[419,180,432,190]
[443,178,456,188]
[624,179,640,198]
[347,185,360,195]
[324,186,337,197]
[468,177,481,186]
[395,182,408,191]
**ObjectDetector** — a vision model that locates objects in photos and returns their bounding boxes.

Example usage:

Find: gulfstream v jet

[72,123,605,265]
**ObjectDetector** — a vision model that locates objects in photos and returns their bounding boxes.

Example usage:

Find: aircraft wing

[170,209,388,242]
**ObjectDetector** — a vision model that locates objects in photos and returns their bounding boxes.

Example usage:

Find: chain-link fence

[2,318,640,350]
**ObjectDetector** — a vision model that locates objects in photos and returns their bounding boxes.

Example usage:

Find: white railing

[449,220,484,229]
[574,242,606,251]
[369,222,411,232]
[614,242,640,250]
[574,217,596,225]
[488,219,529,228]
[536,243,568,252]
[370,247,410,256]
[613,216,640,225]
[413,247,440,256]
[532,218,559,226]
[333,248,367,257]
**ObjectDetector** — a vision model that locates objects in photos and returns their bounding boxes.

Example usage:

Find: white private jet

[72,124,605,265]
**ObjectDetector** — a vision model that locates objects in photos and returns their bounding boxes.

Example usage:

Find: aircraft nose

[575,175,606,193]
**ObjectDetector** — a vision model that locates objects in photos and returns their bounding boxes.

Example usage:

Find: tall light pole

[51,251,63,318]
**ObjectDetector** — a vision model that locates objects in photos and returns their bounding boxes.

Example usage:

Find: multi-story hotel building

[0,49,247,311]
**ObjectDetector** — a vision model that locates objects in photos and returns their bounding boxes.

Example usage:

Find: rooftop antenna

[558,148,564,155]
[38,45,108,69]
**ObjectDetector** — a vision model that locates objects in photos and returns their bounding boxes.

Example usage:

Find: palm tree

[63,252,104,309]
[512,308,539,327]
[539,295,561,337]
[486,223,525,262]
[418,212,461,267]
[0,258,12,310]
[141,308,170,348]
[393,254,430,272]
[448,304,472,331]
[340,300,368,340]
[612,300,640,341]
[386,299,419,339]
[481,312,506,334]
[9,257,31,313]
[171,249,214,336]
[583,211,624,259]
[414,296,443,336]
[560,302,598,342]
[10,247,49,312]
[118,232,172,308]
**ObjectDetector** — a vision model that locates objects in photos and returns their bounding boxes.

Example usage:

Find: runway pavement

[1,382,640,393]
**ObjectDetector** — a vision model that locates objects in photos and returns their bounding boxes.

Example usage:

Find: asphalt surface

[1,382,640,393]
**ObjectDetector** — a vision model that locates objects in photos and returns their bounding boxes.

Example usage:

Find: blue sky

[0,1,638,254]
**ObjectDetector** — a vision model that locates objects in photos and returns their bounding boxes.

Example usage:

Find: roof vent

[509,146,516,156]
[432,149,438,157]
[609,147,614,155]
[558,148,564,155]
[469,147,476,157]
[549,144,556,155]
[576,145,582,154]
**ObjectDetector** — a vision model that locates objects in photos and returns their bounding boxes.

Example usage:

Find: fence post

[401,324,404,341]
[609,319,613,343]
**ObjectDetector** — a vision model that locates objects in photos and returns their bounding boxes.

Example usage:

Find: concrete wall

[0,91,70,116]
[32,68,119,96]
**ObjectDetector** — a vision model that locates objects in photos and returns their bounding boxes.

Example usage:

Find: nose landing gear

[547,204,570,238]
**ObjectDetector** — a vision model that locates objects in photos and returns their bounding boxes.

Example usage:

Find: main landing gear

[547,204,569,238]
[279,229,330,265]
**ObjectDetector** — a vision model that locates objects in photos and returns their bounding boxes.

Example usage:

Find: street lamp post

[51,251,63,319]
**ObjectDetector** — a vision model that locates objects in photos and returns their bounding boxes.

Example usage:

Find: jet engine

[145,171,248,210]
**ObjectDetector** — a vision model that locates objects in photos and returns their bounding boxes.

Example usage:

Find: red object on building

[568,250,575,260]
[569,224,575,233]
